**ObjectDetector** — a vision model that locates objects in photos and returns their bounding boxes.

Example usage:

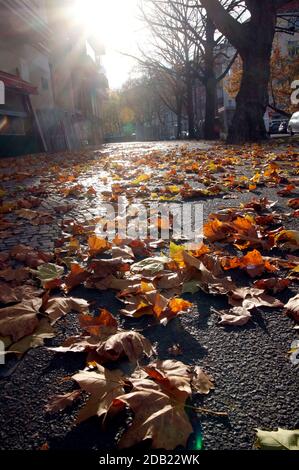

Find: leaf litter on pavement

[0,142,298,449]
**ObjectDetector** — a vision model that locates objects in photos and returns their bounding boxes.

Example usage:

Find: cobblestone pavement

[0,141,211,253]
[0,140,298,450]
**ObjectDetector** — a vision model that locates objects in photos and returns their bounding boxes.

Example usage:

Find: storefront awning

[0,71,38,95]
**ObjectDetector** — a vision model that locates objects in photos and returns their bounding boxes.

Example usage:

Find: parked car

[278,120,289,134]
[181,131,189,138]
[287,111,299,135]
[269,119,285,134]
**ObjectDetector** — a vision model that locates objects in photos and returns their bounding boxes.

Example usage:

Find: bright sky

[74,0,144,89]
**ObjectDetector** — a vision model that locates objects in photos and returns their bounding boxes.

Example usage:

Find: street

[0,140,298,450]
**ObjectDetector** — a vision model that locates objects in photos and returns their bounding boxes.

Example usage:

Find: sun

[72,0,144,89]
[73,0,139,46]
[73,0,104,34]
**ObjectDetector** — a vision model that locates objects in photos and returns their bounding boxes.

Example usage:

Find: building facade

[0,0,107,156]
[0,0,54,155]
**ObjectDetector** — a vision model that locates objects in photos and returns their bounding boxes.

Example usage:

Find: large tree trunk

[204,16,217,140]
[227,49,273,144]
[175,95,183,139]
[227,2,277,144]
[186,62,195,139]
[186,85,195,139]
[176,112,182,139]
[200,0,283,144]
[204,77,217,139]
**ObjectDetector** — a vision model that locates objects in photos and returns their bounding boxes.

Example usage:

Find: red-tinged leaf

[62,263,90,292]
[115,360,195,449]
[80,309,118,336]
[91,258,132,277]
[43,278,63,290]
[288,198,299,209]
[277,185,295,196]
[10,245,52,268]
[253,278,290,293]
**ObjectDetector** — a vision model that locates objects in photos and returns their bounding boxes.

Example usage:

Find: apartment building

[45,0,108,149]
[0,0,107,156]
[277,0,299,56]
[0,0,54,155]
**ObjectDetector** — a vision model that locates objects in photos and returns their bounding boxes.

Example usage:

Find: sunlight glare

[74,0,137,48]
[73,0,142,88]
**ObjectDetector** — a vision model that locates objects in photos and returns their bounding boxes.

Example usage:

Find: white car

[287,111,299,135]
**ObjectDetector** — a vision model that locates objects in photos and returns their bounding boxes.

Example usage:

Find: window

[288,17,299,31]
[20,59,30,82]
[0,90,26,113]
[86,40,96,63]
[41,76,49,90]
[288,40,299,57]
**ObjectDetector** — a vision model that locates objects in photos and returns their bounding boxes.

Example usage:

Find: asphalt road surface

[0,140,298,451]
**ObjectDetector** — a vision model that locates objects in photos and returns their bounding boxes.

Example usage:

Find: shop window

[0,90,26,112]
[0,116,25,135]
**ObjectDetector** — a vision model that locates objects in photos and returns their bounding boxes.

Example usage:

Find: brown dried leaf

[73,365,124,423]
[0,298,42,341]
[9,318,55,356]
[219,306,252,326]
[115,378,192,449]
[0,282,43,304]
[45,297,90,323]
[229,287,283,310]
[0,267,29,283]
[284,294,299,322]
[96,331,154,363]
[45,390,82,413]
[191,366,215,394]
[143,359,191,401]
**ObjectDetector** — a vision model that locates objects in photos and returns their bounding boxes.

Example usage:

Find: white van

[288,111,299,135]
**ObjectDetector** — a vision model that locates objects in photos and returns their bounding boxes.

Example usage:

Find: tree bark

[200,0,287,144]
[186,62,195,139]
[204,16,217,140]
[204,77,217,139]
[176,111,182,139]
[227,50,273,143]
